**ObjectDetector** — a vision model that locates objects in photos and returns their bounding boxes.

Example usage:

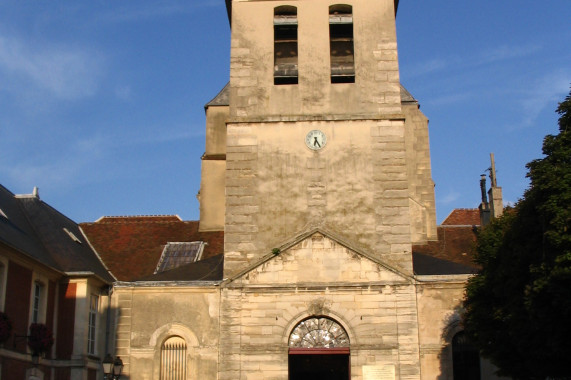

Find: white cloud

[111,125,205,147]
[1,153,86,191]
[404,58,451,78]
[474,44,541,66]
[406,43,541,79]
[512,69,571,130]
[438,191,460,204]
[428,92,473,106]
[0,35,103,100]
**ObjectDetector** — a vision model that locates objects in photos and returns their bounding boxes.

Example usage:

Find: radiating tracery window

[161,336,187,380]
[289,317,349,348]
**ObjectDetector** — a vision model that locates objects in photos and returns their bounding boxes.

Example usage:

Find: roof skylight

[63,228,82,244]
[155,242,205,274]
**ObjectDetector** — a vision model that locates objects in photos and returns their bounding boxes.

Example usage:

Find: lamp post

[102,354,123,380]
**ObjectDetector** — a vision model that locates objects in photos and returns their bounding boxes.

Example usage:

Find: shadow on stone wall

[435,303,465,380]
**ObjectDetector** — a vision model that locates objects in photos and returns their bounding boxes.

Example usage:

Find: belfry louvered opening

[274,6,298,85]
[161,336,187,380]
[329,5,355,83]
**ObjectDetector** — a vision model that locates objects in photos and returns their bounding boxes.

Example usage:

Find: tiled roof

[80,216,224,281]
[441,208,480,226]
[0,184,114,282]
[139,253,223,282]
[412,225,479,274]
[412,252,477,275]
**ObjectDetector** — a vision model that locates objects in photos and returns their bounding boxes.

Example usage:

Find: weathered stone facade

[220,232,420,379]
[94,1,507,379]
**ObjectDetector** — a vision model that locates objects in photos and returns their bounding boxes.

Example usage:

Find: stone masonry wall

[224,119,414,278]
[219,234,421,379]
[229,0,401,120]
[403,103,437,243]
[112,287,220,380]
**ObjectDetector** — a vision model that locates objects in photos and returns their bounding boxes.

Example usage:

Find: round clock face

[305,130,327,150]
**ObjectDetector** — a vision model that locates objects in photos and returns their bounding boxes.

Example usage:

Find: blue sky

[0,1,569,224]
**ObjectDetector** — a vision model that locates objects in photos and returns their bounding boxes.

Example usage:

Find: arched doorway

[288,316,350,380]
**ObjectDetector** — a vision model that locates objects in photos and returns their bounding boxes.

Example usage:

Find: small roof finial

[32,187,40,199]
[489,153,498,188]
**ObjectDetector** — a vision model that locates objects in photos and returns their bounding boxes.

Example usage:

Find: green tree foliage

[463,89,571,380]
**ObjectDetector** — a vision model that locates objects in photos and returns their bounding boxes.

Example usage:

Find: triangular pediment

[225,229,412,287]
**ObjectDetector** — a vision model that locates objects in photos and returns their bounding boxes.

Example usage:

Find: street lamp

[102,354,123,380]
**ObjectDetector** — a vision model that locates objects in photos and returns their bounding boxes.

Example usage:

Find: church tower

[199,0,436,278]
[84,2,489,380]
[197,3,439,377]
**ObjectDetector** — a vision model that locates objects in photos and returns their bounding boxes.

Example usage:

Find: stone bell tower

[198,0,437,278]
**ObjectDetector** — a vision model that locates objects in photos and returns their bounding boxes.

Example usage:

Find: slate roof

[139,253,224,282]
[205,82,230,108]
[412,225,479,275]
[399,84,417,104]
[80,216,224,282]
[412,252,477,275]
[0,184,114,282]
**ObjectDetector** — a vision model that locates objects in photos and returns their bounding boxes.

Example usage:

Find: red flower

[0,312,12,343]
[28,323,54,355]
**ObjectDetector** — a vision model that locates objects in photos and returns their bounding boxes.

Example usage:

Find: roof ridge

[92,215,187,223]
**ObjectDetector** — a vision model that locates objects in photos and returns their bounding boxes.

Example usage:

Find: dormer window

[329,5,355,83]
[63,227,82,243]
[274,6,298,85]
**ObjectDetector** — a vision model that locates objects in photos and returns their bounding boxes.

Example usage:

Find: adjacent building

[0,186,114,380]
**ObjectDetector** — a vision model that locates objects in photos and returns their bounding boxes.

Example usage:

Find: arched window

[289,316,349,348]
[329,5,354,83]
[160,336,187,380]
[288,317,350,380]
[452,331,481,380]
[274,6,298,85]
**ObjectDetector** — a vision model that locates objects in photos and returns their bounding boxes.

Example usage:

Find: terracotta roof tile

[80,216,223,281]
[441,208,480,226]
[412,225,479,273]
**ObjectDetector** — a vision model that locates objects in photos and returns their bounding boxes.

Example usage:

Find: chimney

[488,153,503,219]
[479,175,490,226]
